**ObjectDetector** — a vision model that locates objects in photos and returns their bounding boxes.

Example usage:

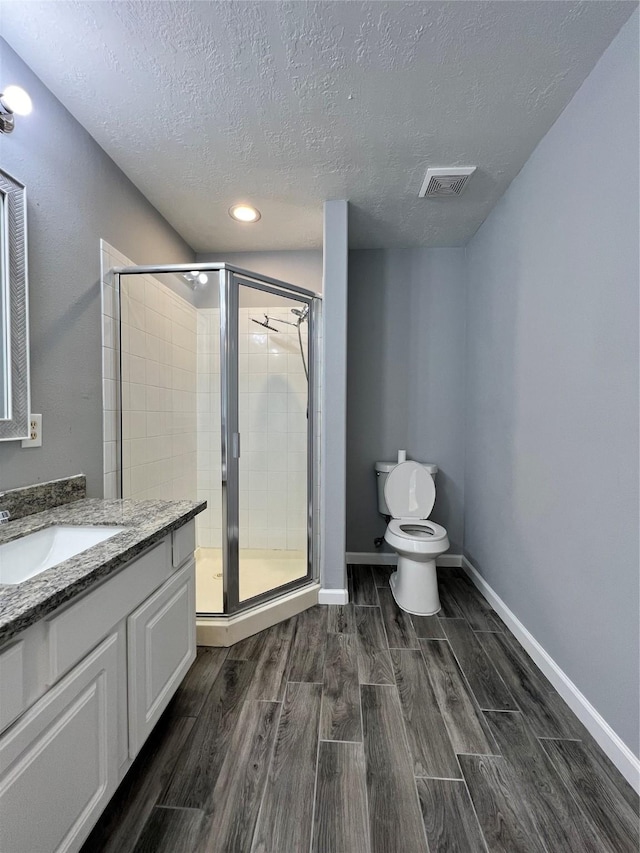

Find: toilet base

[389,556,441,616]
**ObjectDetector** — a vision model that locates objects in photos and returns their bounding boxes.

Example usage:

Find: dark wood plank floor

[82,565,639,853]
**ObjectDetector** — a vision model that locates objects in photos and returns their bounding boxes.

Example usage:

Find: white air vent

[419,166,476,198]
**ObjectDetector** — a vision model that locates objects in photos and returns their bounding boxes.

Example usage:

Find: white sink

[0,525,125,585]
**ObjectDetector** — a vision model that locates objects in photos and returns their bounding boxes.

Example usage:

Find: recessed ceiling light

[229,204,261,223]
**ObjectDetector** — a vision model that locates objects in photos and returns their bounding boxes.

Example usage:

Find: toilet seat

[387,518,447,541]
[384,461,436,519]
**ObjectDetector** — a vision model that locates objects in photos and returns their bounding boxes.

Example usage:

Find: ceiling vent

[419,166,476,198]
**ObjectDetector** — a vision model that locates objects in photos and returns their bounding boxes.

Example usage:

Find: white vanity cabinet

[0,634,119,853]
[0,520,196,853]
[127,558,195,756]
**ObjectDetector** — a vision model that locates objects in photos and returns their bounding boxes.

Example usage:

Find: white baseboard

[318,587,349,605]
[462,556,640,793]
[346,551,463,568]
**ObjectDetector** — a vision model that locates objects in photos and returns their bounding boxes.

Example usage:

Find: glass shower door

[226,276,312,610]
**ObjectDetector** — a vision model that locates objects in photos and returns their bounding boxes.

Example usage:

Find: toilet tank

[375,460,438,516]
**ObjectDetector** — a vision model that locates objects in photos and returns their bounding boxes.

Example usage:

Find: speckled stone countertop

[0,474,86,521]
[0,498,205,645]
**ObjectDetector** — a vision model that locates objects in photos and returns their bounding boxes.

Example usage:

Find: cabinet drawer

[127,560,196,757]
[0,640,26,731]
[172,519,195,568]
[48,539,171,683]
[0,633,119,853]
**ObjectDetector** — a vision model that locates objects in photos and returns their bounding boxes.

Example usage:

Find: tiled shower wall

[196,307,309,551]
[195,309,221,546]
[101,240,127,500]
[100,241,197,502]
[120,277,197,500]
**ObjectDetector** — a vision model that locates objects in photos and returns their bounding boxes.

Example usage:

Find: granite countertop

[0,497,206,645]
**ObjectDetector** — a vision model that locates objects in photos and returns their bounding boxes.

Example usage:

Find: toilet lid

[384,461,435,519]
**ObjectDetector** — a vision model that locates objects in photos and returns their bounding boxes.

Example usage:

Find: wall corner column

[320,200,348,600]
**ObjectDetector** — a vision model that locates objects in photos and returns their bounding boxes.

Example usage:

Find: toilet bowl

[380,461,449,616]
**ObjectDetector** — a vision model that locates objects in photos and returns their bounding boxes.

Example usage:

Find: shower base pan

[195,546,308,613]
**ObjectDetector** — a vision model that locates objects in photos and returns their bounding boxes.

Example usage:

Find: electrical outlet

[22,414,42,448]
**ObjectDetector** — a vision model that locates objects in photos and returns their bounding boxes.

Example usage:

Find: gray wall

[464,12,639,755]
[347,248,465,554]
[322,201,349,591]
[0,40,194,497]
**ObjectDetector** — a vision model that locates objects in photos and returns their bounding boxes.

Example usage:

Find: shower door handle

[232,432,241,459]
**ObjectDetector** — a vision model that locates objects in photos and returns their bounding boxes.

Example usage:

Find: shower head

[252,315,280,332]
[291,305,309,323]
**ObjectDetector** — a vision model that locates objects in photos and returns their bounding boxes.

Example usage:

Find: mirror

[0,168,29,440]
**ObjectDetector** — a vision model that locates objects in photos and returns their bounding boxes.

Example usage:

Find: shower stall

[110,262,320,617]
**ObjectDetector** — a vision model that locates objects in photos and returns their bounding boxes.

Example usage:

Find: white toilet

[376,459,450,616]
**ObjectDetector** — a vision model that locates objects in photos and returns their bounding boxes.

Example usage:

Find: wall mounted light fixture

[0,86,33,134]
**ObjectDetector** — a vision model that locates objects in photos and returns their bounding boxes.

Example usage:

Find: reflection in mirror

[0,168,29,440]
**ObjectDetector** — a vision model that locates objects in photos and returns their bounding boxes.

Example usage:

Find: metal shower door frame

[222,270,317,615]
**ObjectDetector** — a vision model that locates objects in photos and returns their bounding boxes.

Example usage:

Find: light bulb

[1,85,32,116]
[197,273,208,285]
[229,204,261,223]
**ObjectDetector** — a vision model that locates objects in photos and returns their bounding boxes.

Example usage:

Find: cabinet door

[127,559,196,757]
[0,633,119,853]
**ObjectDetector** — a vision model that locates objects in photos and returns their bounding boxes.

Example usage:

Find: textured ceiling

[0,1,634,250]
